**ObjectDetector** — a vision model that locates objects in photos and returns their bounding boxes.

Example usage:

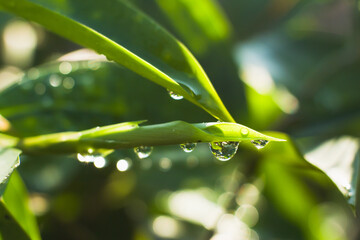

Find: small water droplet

[134,146,153,159]
[209,141,239,161]
[241,128,249,137]
[251,140,269,149]
[167,89,183,100]
[180,142,197,153]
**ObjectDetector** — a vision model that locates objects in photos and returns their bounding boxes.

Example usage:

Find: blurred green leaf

[303,137,360,211]
[17,120,284,155]
[0,171,41,240]
[258,133,356,240]
[0,0,234,122]
[156,0,231,55]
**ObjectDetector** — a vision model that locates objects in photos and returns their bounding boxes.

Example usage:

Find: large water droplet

[251,140,269,149]
[134,146,153,159]
[180,142,197,153]
[209,141,239,161]
[167,89,183,100]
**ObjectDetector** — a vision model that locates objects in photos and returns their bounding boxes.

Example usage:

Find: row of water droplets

[130,138,268,162]
[132,90,269,161]
[76,90,269,169]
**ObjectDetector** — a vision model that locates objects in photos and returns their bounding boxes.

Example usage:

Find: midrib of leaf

[0,0,235,123]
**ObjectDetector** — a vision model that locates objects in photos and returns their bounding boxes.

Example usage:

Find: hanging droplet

[240,128,249,137]
[251,140,269,149]
[209,141,239,161]
[167,89,183,100]
[180,142,197,153]
[134,146,153,159]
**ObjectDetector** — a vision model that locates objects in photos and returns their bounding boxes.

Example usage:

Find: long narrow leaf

[15,121,284,155]
[0,0,234,122]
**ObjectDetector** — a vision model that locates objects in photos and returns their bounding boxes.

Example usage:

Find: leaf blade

[17,121,285,154]
[0,0,234,122]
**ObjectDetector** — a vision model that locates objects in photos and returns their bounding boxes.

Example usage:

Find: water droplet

[116,159,131,172]
[209,141,239,161]
[180,142,197,153]
[251,140,269,149]
[167,89,183,100]
[241,128,249,137]
[134,146,153,159]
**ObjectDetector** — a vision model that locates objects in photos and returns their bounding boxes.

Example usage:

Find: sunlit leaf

[0,0,234,122]
[304,137,360,209]
[15,121,285,155]
[258,133,356,240]
[156,0,231,54]
[0,170,41,240]
[0,147,21,190]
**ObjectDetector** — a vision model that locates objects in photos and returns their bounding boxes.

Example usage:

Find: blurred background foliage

[0,0,360,239]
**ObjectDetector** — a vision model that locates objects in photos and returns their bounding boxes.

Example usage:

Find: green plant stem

[11,121,284,155]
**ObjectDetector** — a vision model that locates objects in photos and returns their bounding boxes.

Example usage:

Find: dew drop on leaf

[251,140,269,149]
[180,142,197,153]
[134,146,153,159]
[209,141,239,161]
[167,89,183,100]
[240,128,249,137]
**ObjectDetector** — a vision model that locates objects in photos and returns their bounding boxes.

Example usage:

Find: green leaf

[258,133,356,239]
[17,121,284,155]
[303,137,360,211]
[0,147,21,192]
[0,53,213,136]
[156,0,231,54]
[0,171,41,240]
[0,0,234,122]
